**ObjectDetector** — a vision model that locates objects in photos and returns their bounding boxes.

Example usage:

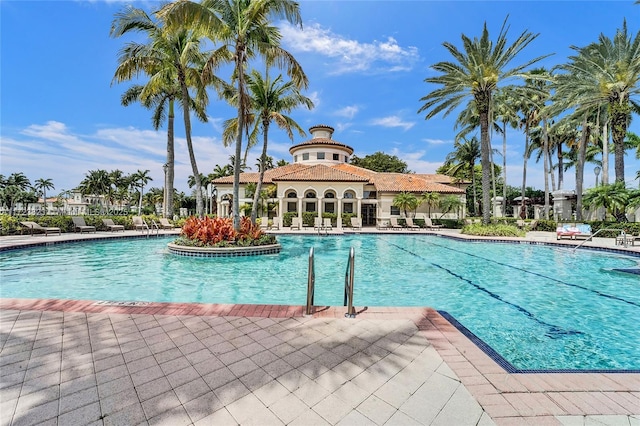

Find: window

[391,206,400,216]
[305,202,316,212]
[344,202,353,214]
[302,153,309,160]
[287,202,297,212]
[305,191,316,199]
[344,192,354,199]
[344,156,349,162]
[317,152,325,160]
[294,155,298,162]
[324,192,335,198]
[286,191,297,198]
[333,153,340,161]
[363,191,377,199]
[325,202,335,213]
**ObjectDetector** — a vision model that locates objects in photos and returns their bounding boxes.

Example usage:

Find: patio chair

[314,217,323,231]
[323,217,333,231]
[424,217,444,229]
[72,217,96,233]
[290,217,301,231]
[389,217,403,230]
[102,219,124,232]
[350,217,361,230]
[132,216,149,231]
[556,224,578,240]
[20,221,61,236]
[270,217,280,230]
[158,218,175,229]
[260,217,269,230]
[405,217,420,230]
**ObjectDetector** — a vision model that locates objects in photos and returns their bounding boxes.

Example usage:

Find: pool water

[1,234,639,371]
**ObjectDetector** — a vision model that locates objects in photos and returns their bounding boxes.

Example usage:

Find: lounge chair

[260,217,270,230]
[405,217,420,230]
[389,217,403,230]
[323,217,333,231]
[350,217,361,230]
[102,219,124,232]
[424,217,444,229]
[72,217,96,233]
[290,217,301,231]
[574,223,592,240]
[556,224,578,240]
[132,216,148,231]
[20,221,61,236]
[270,217,280,230]
[158,218,175,229]
[313,217,323,231]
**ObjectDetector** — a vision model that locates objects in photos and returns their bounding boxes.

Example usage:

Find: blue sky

[1,0,639,196]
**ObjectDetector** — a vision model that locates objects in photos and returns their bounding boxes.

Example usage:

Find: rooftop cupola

[289,125,354,165]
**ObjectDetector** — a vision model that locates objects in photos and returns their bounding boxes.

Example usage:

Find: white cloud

[387,148,440,174]
[334,105,359,119]
[307,91,321,109]
[370,116,415,131]
[2,122,234,194]
[280,22,419,75]
[422,138,452,146]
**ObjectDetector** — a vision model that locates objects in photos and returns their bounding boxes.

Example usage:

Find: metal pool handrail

[344,247,356,318]
[572,227,628,251]
[305,247,315,315]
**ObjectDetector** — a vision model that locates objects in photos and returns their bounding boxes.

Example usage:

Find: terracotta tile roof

[210,163,308,184]
[273,164,370,182]
[332,163,378,180]
[371,174,465,193]
[289,138,354,155]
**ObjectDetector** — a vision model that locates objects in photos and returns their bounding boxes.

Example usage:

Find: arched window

[324,192,335,199]
[286,191,297,198]
[305,191,316,199]
[343,191,355,199]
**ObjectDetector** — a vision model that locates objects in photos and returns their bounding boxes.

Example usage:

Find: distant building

[211,125,467,228]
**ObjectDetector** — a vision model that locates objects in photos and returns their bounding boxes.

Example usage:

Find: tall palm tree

[392,192,419,217]
[554,21,640,184]
[420,192,440,219]
[111,5,209,217]
[77,170,111,212]
[493,88,520,214]
[160,0,308,230]
[34,178,55,215]
[2,172,32,215]
[419,17,549,224]
[442,136,481,216]
[226,69,313,223]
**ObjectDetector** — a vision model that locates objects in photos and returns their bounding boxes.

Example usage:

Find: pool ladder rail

[572,227,629,251]
[140,219,160,237]
[305,246,356,318]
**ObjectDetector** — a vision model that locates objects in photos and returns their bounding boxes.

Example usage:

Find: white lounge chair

[389,217,403,230]
[323,217,333,231]
[405,217,420,230]
[132,216,148,231]
[270,217,280,230]
[313,217,323,231]
[350,217,361,230]
[424,218,444,229]
[290,217,301,231]
[158,218,175,229]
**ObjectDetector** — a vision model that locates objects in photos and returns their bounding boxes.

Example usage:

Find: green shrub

[462,223,526,237]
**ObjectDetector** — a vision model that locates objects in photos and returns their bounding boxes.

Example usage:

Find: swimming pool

[1,234,639,372]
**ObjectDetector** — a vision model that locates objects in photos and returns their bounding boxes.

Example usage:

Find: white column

[357,197,362,221]
[317,196,323,220]
[298,197,303,220]
[337,197,343,229]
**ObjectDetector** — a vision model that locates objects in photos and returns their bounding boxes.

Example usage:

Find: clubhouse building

[211,125,467,229]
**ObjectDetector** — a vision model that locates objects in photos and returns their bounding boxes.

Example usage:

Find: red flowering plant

[175,216,276,247]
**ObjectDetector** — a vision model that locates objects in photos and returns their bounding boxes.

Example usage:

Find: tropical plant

[419,17,548,225]
[442,136,481,215]
[421,192,440,218]
[34,178,55,215]
[582,182,629,221]
[392,192,419,217]
[0,172,32,215]
[554,21,640,184]
[130,169,152,215]
[438,195,464,219]
[160,0,308,230]
[111,5,210,217]
[177,216,275,247]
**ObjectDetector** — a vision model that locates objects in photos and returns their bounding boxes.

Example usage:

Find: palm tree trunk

[470,161,477,217]
[542,118,550,220]
[602,120,609,185]
[179,74,203,217]
[576,113,589,221]
[557,142,564,190]
[489,131,497,217]
[232,45,246,230]
[166,99,175,219]
[611,103,627,183]
[502,121,507,215]
[478,94,492,225]
[521,122,529,216]
[251,122,270,223]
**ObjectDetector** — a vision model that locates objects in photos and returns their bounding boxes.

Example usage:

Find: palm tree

[2,172,32,215]
[582,182,629,221]
[419,17,549,224]
[554,21,640,184]
[420,192,440,219]
[227,69,313,223]
[442,136,481,216]
[493,88,520,214]
[160,0,308,230]
[111,5,209,217]
[392,192,419,217]
[131,169,152,214]
[77,170,111,212]
[34,178,55,215]
[439,195,465,219]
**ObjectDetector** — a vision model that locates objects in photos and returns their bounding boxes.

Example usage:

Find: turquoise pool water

[1,234,639,371]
